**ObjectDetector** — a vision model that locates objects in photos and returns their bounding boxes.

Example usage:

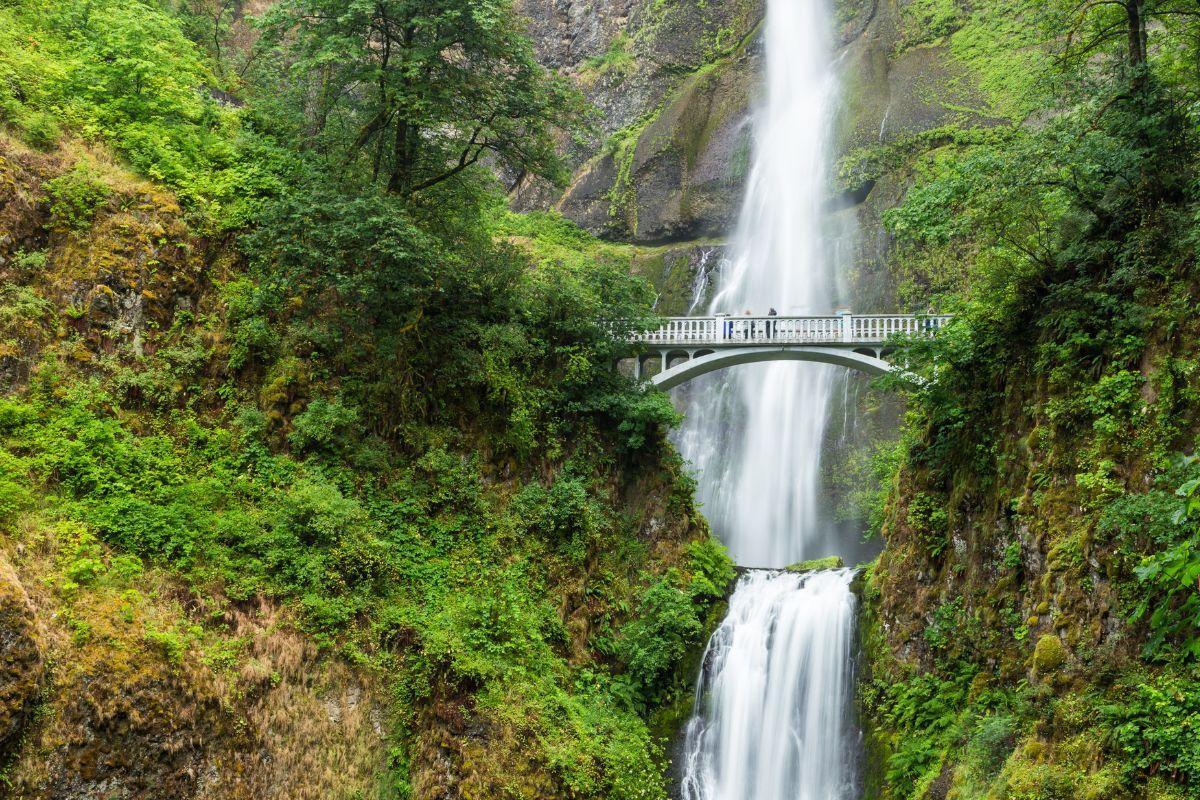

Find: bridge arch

[650,346,891,390]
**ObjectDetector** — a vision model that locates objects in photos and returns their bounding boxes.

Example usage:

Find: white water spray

[672,0,846,568]
[680,570,860,800]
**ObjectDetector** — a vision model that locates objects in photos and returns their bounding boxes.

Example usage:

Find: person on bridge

[767,308,777,338]
[743,309,753,339]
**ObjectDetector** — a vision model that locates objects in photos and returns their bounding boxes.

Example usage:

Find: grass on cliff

[0,125,725,794]
[0,341,731,798]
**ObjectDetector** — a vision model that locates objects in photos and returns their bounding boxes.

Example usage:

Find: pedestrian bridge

[624,313,950,390]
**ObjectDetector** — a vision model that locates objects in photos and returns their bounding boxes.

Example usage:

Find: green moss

[604,111,660,233]
[897,0,962,50]
[786,556,845,572]
[578,33,634,85]
[44,160,113,230]
[1032,635,1067,675]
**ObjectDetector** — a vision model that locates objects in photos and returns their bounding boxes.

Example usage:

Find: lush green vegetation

[0,372,726,795]
[859,0,1200,796]
[0,0,731,796]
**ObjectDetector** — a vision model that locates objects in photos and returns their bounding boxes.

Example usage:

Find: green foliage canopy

[262,0,584,196]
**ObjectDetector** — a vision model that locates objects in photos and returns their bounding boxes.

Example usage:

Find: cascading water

[687,248,721,315]
[680,570,859,800]
[671,0,848,569]
[674,0,864,795]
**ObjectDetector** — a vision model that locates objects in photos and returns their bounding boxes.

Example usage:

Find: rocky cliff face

[514,0,763,249]
[0,554,40,762]
[516,0,1006,311]
[2,532,389,800]
[0,137,391,799]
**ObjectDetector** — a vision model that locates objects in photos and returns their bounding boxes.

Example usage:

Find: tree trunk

[1126,0,1147,88]
[386,24,419,195]
[387,120,423,195]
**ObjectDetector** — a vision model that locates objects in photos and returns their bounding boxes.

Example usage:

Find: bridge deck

[630,314,950,348]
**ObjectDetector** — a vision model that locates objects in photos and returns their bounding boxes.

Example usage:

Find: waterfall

[687,248,721,315]
[680,570,860,800]
[674,0,864,795]
[672,0,846,569]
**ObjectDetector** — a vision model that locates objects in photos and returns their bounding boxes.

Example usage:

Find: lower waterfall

[680,570,860,800]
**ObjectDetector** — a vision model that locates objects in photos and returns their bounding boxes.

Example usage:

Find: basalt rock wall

[517,0,1005,312]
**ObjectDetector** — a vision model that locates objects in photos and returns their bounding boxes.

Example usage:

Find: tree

[263,0,583,197]
[1063,0,1200,89]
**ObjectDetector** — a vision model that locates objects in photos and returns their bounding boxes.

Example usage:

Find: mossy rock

[0,555,41,752]
[557,28,759,243]
[1032,634,1068,674]
[786,556,844,573]
[629,241,726,315]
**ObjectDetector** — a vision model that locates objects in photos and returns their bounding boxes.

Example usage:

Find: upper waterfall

[672,0,851,568]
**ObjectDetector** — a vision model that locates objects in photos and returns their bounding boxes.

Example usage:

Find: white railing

[630,314,951,346]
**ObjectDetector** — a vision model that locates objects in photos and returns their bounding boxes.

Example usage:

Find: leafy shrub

[45,162,112,229]
[143,626,192,665]
[906,491,950,557]
[1105,674,1200,785]
[614,573,704,709]
[19,111,63,150]
[604,390,681,454]
[887,734,942,798]
[866,669,973,798]
[685,537,734,600]
[965,713,1016,778]
[924,596,967,652]
[288,397,360,454]
[0,449,33,524]
[222,277,281,370]
[1131,464,1200,659]
[513,476,598,540]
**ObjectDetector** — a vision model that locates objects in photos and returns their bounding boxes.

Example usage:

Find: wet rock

[516,0,764,242]
[0,555,42,755]
[786,556,845,573]
[560,42,759,243]
[631,241,727,315]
